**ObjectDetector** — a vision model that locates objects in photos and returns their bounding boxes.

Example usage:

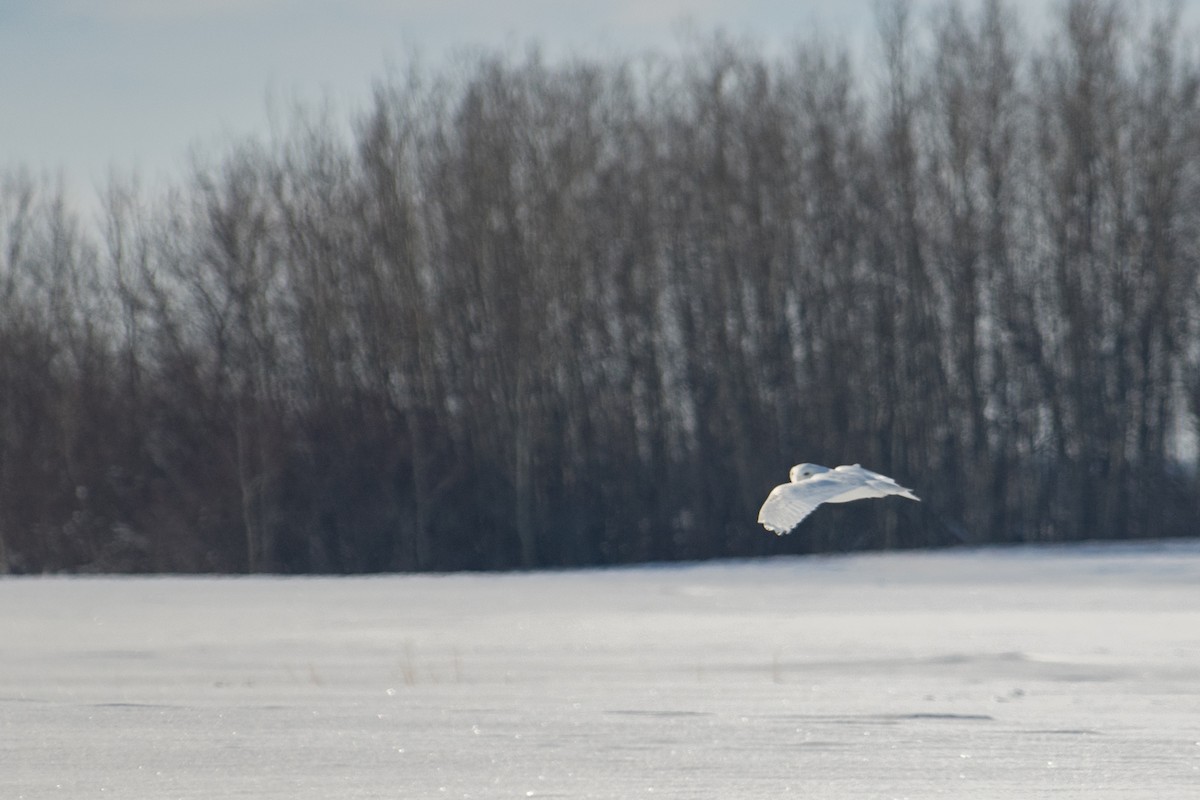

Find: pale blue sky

[1,0,1194,204]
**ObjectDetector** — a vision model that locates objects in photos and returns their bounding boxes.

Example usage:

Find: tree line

[2,0,1199,573]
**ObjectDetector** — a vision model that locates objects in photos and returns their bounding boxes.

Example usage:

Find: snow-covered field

[2,541,1199,798]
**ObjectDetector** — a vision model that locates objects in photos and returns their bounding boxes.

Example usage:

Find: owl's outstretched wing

[757,477,856,535]
[829,465,920,503]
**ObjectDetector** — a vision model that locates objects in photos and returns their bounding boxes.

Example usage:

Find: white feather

[758,463,919,535]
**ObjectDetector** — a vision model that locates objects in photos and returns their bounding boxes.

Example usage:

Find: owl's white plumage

[757,463,919,535]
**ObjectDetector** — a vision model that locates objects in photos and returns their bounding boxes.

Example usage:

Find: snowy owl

[757,463,920,535]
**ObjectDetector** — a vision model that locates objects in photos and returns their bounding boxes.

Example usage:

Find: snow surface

[2,541,1200,798]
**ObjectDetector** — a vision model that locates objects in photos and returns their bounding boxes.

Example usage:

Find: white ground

[2,541,1199,799]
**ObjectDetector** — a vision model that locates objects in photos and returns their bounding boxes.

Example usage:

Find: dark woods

[3,0,1200,573]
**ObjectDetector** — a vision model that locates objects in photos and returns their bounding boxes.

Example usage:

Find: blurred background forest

[3,0,1200,573]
